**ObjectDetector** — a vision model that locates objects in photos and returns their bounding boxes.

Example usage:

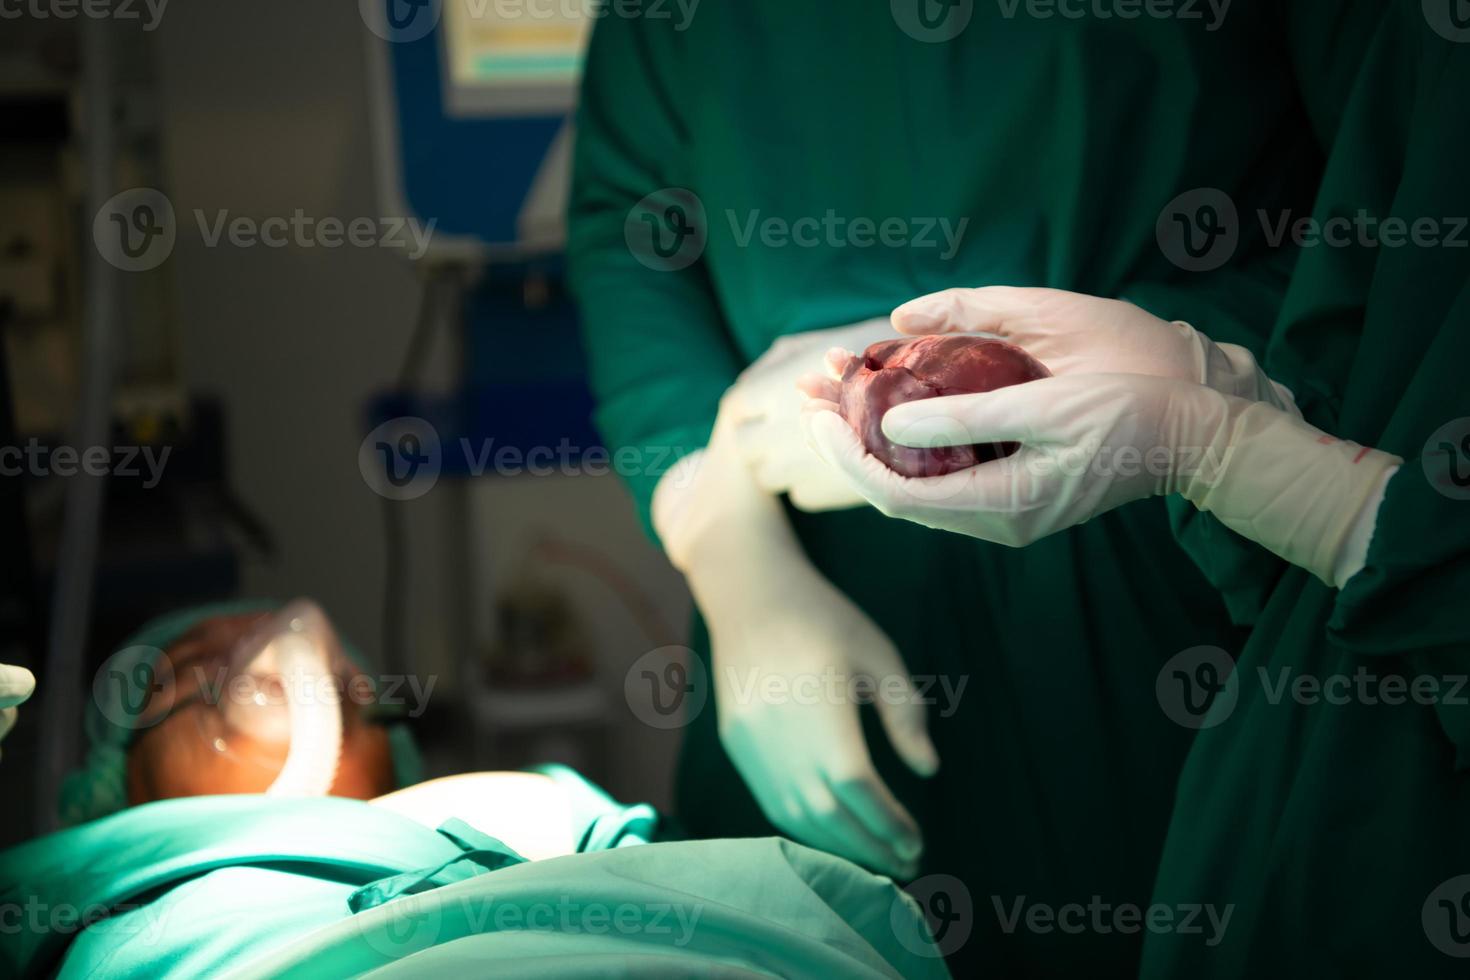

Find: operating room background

[1,2,691,846]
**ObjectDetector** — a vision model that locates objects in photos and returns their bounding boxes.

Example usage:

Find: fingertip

[0,664,35,707]
[823,347,857,379]
[891,305,943,335]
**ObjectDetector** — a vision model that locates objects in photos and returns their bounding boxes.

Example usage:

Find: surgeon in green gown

[782,3,1470,976]
[1141,5,1470,976]
[568,4,1321,976]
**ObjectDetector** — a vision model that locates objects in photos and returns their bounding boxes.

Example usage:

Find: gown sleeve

[1178,2,1470,760]
[567,14,743,540]
[1329,278,1470,768]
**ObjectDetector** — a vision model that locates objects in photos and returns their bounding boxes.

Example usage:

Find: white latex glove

[892,286,1299,413]
[0,663,36,761]
[653,411,938,878]
[724,319,896,511]
[802,366,1400,587]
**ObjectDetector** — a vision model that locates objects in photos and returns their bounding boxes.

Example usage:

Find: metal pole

[35,17,121,831]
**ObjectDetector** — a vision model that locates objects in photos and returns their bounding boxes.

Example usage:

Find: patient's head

[125,604,397,806]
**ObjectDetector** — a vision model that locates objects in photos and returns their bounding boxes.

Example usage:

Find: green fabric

[1142,5,1470,977]
[0,783,948,978]
[57,600,423,827]
[568,6,1315,976]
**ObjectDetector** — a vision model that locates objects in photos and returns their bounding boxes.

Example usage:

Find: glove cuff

[1177,399,1402,587]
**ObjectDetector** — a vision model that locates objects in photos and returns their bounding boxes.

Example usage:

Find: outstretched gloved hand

[654,410,938,878]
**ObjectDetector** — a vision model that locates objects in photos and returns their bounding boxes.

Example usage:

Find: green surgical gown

[568,5,1322,976]
[1142,5,1470,976]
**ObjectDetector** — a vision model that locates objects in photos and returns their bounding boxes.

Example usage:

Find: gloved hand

[891,286,1299,413]
[0,663,36,762]
[724,319,896,511]
[802,366,1399,587]
[653,410,938,878]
